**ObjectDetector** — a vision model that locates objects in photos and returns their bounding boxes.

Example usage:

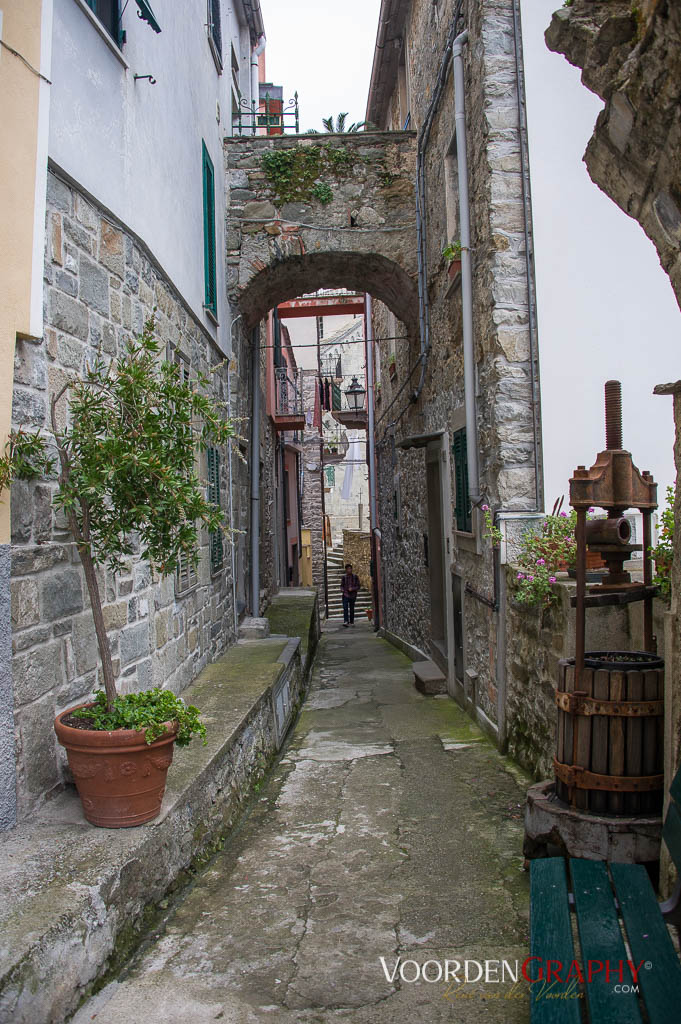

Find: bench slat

[530,858,581,1024]
[663,798,681,877]
[611,861,681,1022]
[570,859,643,1024]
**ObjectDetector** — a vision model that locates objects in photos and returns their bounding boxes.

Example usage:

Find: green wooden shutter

[202,143,217,316]
[207,447,224,573]
[453,428,471,533]
[332,383,342,411]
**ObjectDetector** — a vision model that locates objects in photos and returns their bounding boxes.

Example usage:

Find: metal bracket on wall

[133,74,157,84]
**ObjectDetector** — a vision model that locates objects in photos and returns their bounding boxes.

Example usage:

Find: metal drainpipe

[512,0,542,512]
[249,325,261,616]
[227,358,238,636]
[365,293,380,630]
[250,35,266,132]
[453,29,481,506]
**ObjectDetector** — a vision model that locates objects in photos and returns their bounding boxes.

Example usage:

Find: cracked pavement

[73,622,531,1023]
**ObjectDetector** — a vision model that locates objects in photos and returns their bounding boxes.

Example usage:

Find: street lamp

[344,376,366,413]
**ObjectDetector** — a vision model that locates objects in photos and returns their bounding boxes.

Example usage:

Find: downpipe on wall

[228,314,241,636]
[250,34,266,130]
[365,293,381,630]
[249,325,261,616]
[452,29,481,509]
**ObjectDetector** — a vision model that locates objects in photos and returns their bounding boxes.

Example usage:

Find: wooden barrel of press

[554,652,664,815]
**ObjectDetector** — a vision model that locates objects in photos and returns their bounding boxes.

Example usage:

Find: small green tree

[0,316,237,711]
[651,484,674,602]
[308,113,374,133]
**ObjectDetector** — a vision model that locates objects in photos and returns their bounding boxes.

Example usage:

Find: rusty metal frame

[555,690,663,718]
[553,758,663,793]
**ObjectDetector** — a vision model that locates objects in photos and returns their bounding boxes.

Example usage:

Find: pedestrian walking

[341,563,360,627]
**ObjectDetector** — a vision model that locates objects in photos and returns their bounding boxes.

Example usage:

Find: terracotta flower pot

[54,705,177,828]
[367,608,373,621]
[447,259,462,279]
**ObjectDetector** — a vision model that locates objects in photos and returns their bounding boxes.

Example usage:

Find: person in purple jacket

[341,563,360,627]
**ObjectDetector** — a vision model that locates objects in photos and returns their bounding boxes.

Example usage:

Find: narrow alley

[73,624,530,1023]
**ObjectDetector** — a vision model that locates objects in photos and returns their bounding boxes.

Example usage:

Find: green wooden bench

[530,763,681,1023]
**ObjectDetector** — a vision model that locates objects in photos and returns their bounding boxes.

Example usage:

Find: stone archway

[225,131,419,329]
[236,250,419,334]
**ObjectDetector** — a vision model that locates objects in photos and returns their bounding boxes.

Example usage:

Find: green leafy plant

[651,484,674,602]
[388,353,396,368]
[442,241,463,265]
[260,144,355,206]
[308,113,375,133]
[0,315,238,721]
[311,181,333,205]
[481,504,503,547]
[71,688,207,746]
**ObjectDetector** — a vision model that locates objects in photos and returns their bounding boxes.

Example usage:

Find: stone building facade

[10,169,259,817]
[1,2,276,825]
[368,0,542,737]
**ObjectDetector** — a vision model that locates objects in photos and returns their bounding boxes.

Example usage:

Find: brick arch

[237,250,419,333]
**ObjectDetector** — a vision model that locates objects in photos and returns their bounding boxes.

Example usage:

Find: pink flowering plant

[513,498,582,607]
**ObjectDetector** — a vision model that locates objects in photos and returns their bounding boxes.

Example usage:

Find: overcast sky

[261,0,680,511]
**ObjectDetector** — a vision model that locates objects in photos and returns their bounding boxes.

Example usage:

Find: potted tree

[0,316,237,827]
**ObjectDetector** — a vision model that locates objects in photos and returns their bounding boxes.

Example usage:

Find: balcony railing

[275,366,303,416]
[320,354,342,380]
[233,92,300,137]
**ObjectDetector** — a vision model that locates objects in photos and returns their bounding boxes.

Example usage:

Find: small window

[393,471,402,535]
[397,42,411,130]
[202,143,217,318]
[444,130,460,249]
[85,0,121,45]
[207,447,224,574]
[453,427,471,533]
[207,0,223,70]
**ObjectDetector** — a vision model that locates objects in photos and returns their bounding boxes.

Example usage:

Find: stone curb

[0,595,319,1024]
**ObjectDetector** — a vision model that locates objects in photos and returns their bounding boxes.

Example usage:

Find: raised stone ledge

[0,592,318,1024]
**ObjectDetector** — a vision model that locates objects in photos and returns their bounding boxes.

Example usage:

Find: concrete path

[74,623,531,1023]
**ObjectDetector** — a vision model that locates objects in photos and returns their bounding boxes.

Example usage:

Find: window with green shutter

[85,0,122,45]
[453,427,471,533]
[207,0,222,68]
[207,447,224,573]
[202,143,217,317]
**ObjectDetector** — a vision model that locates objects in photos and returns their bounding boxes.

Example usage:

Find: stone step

[238,617,271,640]
[413,660,447,696]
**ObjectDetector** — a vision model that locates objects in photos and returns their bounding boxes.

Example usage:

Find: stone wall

[224,131,419,332]
[9,170,254,818]
[545,0,680,886]
[372,0,541,728]
[300,371,325,603]
[343,531,371,593]
[504,567,667,780]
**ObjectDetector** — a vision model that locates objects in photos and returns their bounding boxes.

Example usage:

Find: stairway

[325,546,372,620]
